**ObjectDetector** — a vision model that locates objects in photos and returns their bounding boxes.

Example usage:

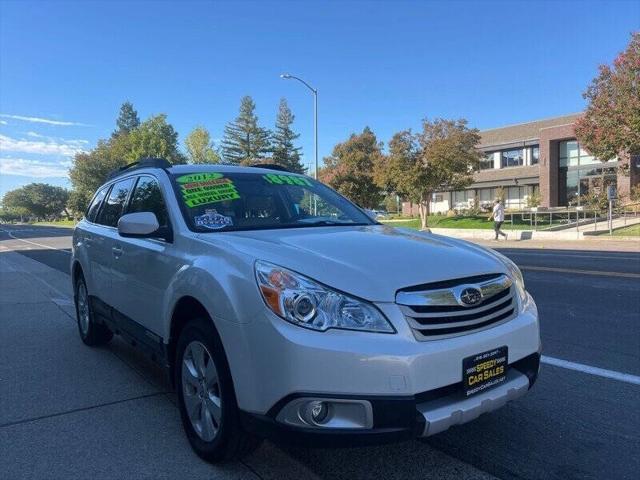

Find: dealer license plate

[463,346,508,397]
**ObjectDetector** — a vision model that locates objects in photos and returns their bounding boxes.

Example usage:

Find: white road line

[0,228,71,254]
[541,355,640,386]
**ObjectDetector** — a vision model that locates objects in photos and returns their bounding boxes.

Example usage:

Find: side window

[86,186,108,223]
[97,178,135,227]
[127,176,170,228]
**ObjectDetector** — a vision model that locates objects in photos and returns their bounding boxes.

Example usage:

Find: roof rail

[249,163,291,173]
[106,158,172,181]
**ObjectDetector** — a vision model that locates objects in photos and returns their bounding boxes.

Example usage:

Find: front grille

[396,274,517,340]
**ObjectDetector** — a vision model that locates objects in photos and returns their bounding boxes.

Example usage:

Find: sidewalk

[0,248,320,480]
[579,215,640,234]
[454,235,640,252]
[427,226,639,248]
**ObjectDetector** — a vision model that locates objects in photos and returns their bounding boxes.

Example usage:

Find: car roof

[105,161,307,185]
[167,164,305,176]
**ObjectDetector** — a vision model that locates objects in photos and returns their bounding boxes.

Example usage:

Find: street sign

[607,185,616,200]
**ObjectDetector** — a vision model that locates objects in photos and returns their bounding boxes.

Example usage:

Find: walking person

[488,199,508,241]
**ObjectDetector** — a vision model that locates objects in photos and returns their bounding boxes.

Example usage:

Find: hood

[198,225,509,302]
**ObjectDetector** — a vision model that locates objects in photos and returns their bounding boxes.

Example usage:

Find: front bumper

[229,293,540,415]
[240,352,540,447]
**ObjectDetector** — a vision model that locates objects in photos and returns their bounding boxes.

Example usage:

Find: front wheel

[74,275,112,346]
[175,318,261,462]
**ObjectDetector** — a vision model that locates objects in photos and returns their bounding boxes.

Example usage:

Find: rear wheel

[75,275,113,346]
[175,317,261,462]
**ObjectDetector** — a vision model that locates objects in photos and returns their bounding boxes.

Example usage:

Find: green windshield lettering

[177,173,241,207]
[263,173,312,187]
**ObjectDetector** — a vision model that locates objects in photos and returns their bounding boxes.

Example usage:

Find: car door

[92,176,136,310]
[79,185,109,296]
[110,175,177,337]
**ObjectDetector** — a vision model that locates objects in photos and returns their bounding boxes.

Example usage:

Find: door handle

[112,246,124,258]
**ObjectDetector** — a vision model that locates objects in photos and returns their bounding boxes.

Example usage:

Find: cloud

[0,157,71,178]
[0,120,7,125]
[0,133,87,157]
[26,131,89,144]
[0,113,90,127]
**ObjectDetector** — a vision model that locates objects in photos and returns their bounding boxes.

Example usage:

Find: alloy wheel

[77,282,90,335]
[181,341,222,442]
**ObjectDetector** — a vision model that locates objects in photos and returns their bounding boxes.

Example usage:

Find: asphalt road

[1,224,639,480]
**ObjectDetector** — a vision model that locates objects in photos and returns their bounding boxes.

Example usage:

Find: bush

[526,190,542,208]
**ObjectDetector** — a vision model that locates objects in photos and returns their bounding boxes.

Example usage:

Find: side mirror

[118,212,160,238]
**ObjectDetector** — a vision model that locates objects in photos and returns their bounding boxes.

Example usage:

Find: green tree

[2,183,70,220]
[184,126,221,164]
[70,109,186,213]
[69,134,133,211]
[375,119,481,229]
[575,32,640,161]
[272,98,304,173]
[221,96,271,164]
[321,127,384,209]
[113,101,140,137]
[127,114,187,164]
[0,206,29,222]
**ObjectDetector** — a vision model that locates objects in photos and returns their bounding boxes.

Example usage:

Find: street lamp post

[280,74,318,179]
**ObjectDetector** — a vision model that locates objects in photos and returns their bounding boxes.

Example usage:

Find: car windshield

[170,171,375,232]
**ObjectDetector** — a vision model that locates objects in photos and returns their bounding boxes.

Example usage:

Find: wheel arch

[168,295,220,387]
[71,260,84,288]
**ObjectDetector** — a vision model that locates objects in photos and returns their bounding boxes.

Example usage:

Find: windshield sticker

[194,210,233,230]
[177,174,241,207]
[176,172,223,184]
[262,173,313,187]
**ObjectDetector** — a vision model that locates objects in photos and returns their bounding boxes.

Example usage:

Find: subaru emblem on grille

[458,287,483,307]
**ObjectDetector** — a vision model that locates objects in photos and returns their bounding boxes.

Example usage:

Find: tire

[175,317,261,462]
[74,275,113,346]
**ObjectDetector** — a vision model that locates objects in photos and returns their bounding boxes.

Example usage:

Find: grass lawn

[611,224,640,236]
[380,215,558,230]
[32,219,77,228]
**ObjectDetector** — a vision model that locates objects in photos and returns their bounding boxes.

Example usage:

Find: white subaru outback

[71,158,541,462]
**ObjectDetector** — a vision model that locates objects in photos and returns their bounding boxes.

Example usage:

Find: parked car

[71,158,541,462]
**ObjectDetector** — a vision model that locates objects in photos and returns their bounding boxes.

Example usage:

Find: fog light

[301,400,330,425]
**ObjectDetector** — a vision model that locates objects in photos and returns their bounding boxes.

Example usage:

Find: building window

[479,188,492,202]
[531,146,539,165]
[501,148,523,168]
[507,186,523,209]
[558,139,618,206]
[559,140,610,168]
[479,153,494,170]
[453,190,466,203]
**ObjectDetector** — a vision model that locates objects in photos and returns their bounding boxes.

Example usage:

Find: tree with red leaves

[575,32,640,161]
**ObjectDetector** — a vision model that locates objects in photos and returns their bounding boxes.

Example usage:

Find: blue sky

[1,0,638,198]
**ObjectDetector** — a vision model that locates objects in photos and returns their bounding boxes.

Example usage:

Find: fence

[505,202,640,232]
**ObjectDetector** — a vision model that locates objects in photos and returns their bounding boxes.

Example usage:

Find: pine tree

[272,98,305,173]
[221,96,271,164]
[113,101,140,137]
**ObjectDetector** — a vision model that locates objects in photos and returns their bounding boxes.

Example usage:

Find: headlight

[255,261,394,333]
[494,253,527,308]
